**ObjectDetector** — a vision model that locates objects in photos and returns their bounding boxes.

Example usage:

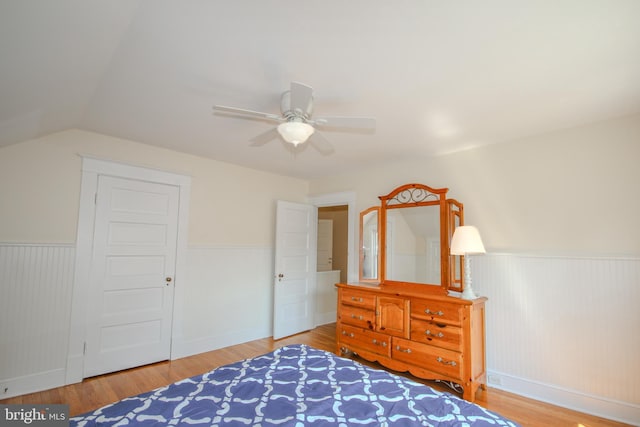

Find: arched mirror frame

[358,206,380,283]
[376,183,462,293]
[448,199,465,292]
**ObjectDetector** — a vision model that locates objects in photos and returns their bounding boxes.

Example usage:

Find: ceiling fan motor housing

[281,91,313,123]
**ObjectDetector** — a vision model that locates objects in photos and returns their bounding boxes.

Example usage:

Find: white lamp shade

[450,225,486,255]
[277,122,315,145]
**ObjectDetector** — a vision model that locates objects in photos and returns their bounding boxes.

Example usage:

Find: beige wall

[0,129,310,398]
[6,114,636,254]
[0,129,309,245]
[310,113,640,256]
[308,113,640,423]
[1,117,638,421]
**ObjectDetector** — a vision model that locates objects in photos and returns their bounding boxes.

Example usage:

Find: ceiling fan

[212,82,375,154]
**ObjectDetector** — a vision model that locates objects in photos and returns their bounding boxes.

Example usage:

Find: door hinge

[83,342,87,355]
[94,193,97,205]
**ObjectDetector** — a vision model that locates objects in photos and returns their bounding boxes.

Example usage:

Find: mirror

[357,183,465,293]
[377,183,455,293]
[385,206,441,284]
[359,207,380,282]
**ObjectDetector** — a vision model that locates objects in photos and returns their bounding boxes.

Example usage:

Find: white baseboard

[486,370,640,426]
[0,369,66,400]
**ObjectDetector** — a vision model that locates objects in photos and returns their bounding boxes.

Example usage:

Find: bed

[71,344,518,426]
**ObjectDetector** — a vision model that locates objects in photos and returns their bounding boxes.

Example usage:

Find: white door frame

[65,156,191,384]
[308,191,357,283]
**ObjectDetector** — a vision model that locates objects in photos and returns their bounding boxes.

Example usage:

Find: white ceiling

[1,1,639,179]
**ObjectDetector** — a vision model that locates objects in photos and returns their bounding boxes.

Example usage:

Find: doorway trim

[308,191,356,283]
[65,156,191,384]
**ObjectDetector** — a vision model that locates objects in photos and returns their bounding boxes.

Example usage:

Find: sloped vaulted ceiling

[1,0,639,179]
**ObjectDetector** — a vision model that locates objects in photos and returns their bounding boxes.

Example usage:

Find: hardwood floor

[1,323,630,426]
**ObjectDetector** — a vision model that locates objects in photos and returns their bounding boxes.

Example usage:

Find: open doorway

[318,205,349,282]
[308,191,356,328]
[316,205,348,326]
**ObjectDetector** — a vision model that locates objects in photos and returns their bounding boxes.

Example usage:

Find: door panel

[84,176,179,377]
[108,222,168,246]
[273,200,317,340]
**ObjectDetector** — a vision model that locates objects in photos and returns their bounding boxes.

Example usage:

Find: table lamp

[450,225,486,300]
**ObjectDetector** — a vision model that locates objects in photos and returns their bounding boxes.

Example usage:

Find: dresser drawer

[392,338,462,379]
[340,305,376,329]
[411,319,462,351]
[411,299,462,325]
[340,289,376,310]
[338,324,391,357]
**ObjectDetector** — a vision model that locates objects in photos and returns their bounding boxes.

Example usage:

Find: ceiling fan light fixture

[277,121,315,146]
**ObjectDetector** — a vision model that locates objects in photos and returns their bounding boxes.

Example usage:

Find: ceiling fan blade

[309,132,335,156]
[213,105,282,121]
[312,116,376,130]
[289,82,314,113]
[249,127,280,146]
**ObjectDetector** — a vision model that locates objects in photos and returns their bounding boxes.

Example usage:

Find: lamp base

[460,255,478,300]
[460,285,478,300]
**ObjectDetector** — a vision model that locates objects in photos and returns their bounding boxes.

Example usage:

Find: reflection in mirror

[448,200,464,292]
[359,207,379,282]
[385,206,440,285]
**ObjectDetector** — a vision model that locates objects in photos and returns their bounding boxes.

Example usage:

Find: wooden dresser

[336,282,487,402]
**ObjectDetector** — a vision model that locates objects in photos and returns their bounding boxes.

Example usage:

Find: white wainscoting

[2,243,638,425]
[473,253,640,425]
[0,244,75,398]
[175,247,339,358]
[316,270,339,326]
[171,245,275,359]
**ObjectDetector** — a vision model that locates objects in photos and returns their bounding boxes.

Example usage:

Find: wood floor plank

[0,324,630,426]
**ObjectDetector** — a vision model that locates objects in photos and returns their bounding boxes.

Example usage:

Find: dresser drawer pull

[425,309,444,316]
[341,331,355,338]
[436,356,457,366]
[351,314,364,320]
[395,345,412,354]
[425,330,444,338]
[372,339,388,347]
[351,296,364,302]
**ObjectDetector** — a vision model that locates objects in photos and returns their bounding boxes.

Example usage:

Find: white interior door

[317,219,333,271]
[84,175,179,377]
[273,200,317,340]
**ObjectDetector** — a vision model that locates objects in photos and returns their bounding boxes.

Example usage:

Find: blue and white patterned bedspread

[71,344,518,426]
